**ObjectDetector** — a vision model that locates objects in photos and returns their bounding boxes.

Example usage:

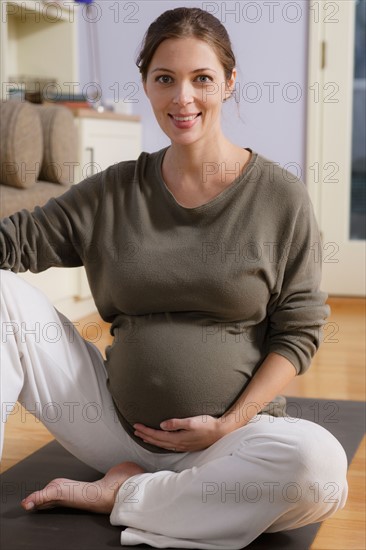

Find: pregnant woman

[0,7,348,549]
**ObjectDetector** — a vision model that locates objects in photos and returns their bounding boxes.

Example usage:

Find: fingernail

[25,502,35,511]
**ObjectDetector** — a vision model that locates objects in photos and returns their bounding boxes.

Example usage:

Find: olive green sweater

[0,146,330,453]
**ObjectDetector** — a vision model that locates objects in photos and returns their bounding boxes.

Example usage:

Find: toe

[21,499,35,511]
[22,478,64,511]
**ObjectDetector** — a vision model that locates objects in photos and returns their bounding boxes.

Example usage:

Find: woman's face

[143,37,236,146]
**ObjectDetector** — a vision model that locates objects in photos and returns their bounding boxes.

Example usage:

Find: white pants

[0,270,349,549]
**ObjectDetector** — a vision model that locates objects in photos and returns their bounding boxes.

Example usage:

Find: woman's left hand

[133,415,230,452]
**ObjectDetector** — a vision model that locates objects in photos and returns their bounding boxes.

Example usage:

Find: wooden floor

[1,297,365,549]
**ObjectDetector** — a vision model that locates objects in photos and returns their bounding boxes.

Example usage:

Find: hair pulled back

[136,7,236,88]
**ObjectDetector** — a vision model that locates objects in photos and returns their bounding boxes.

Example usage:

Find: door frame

[306,0,365,296]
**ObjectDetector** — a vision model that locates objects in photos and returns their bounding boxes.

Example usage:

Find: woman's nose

[172,82,194,106]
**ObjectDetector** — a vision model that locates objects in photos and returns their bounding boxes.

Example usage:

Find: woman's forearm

[218,352,297,434]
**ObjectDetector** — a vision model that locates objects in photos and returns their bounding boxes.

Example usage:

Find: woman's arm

[218,352,296,430]
[0,171,103,273]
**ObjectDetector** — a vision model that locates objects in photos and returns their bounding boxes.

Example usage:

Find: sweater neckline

[155,146,257,213]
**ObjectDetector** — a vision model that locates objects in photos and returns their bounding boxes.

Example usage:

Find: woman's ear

[223,68,237,102]
[228,68,237,89]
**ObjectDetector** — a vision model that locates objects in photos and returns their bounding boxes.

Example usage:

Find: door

[306,0,365,296]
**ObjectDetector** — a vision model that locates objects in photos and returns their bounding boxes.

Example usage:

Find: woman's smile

[168,112,202,129]
[143,37,236,146]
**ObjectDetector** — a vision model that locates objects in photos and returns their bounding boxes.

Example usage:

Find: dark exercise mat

[1,398,365,550]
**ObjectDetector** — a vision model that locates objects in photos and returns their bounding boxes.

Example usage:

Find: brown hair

[135,7,236,98]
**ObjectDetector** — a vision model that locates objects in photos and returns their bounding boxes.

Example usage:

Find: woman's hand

[133,415,230,452]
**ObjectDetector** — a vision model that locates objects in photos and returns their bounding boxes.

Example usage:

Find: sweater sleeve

[0,172,103,273]
[266,185,330,375]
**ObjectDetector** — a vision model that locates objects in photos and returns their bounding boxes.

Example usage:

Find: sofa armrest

[0,180,71,219]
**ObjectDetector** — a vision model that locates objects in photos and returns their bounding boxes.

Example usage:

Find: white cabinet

[75,115,142,179]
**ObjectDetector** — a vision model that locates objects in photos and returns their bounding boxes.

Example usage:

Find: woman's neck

[164,137,242,189]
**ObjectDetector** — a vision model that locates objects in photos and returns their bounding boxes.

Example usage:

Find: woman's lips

[168,113,201,129]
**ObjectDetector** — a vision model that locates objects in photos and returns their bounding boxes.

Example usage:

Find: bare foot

[21,461,146,514]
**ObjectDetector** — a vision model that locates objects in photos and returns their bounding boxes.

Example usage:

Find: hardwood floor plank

[310,436,365,550]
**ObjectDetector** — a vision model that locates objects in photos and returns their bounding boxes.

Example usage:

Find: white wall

[78,1,309,175]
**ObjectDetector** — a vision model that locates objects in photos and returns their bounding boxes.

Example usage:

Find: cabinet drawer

[75,118,141,179]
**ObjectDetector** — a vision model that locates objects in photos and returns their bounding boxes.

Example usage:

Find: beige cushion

[33,104,78,185]
[0,101,43,189]
[0,179,71,219]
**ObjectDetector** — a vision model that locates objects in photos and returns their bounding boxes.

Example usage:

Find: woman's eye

[155,75,213,84]
[156,75,172,84]
[196,75,213,83]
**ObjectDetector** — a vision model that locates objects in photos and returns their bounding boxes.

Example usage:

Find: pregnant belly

[105,312,264,429]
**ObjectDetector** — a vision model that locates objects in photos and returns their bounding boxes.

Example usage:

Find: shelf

[67,107,141,122]
[1,0,79,98]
